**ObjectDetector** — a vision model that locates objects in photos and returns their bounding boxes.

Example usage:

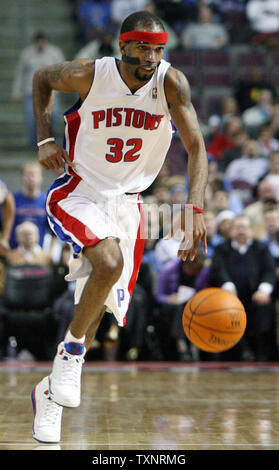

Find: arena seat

[0,265,58,360]
[200,50,231,68]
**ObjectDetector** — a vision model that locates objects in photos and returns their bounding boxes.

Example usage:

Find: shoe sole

[31,387,60,444]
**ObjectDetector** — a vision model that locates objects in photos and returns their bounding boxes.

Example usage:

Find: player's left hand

[165,208,207,261]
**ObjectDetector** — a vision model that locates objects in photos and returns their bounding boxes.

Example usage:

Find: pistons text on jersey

[92,107,164,130]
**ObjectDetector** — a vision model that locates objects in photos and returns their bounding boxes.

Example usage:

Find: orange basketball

[183,288,247,353]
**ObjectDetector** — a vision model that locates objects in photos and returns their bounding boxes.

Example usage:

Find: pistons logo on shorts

[117,289,125,307]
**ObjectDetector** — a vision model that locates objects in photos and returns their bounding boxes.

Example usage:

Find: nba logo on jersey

[152,87,157,99]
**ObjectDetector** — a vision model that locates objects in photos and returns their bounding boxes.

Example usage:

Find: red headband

[119,30,169,44]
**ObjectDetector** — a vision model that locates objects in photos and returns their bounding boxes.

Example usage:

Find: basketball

[183,288,247,353]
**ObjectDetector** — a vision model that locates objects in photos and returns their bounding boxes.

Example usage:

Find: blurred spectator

[11,32,65,149]
[207,156,223,186]
[225,139,269,188]
[208,95,239,134]
[141,200,163,273]
[261,208,279,350]
[244,178,278,239]
[6,221,52,267]
[242,89,274,133]
[111,0,148,28]
[156,251,209,360]
[207,117,244,160]
[142,237,163,274]
[211,188,233,215]
[261,208,279,328]
[0,180,15,257]
[181,4,229,50]
[0,181,15,298]
[155,0,196,33]
[0,258,5,298]
[169,184,187,207]
[142,1,181,52]
[145,164,171,199]
[210,214,277,361]
[215,209,236,242]
[152,183,170,205]
[151,183,187,260]
[269,101,279,139]
[9,162,49,250]
[256,125,279,158]
[218,129,248,171]
[246,0,279,33]
[77,0,112,43]
[215,0,249,43]
[207,176,244,215]
[204,182,214,211]
[143,188,171,240]
[233,66,277,114]
[261,208,279,265]
[203,210,223,259]
[155,236,180,265]
[75,30,119,59]
[261,151,279,200]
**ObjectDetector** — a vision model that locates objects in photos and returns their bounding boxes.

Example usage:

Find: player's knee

[102,250,124,284]
[84,238,123,284]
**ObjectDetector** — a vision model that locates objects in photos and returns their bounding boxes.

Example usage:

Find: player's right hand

[38,142,76,171]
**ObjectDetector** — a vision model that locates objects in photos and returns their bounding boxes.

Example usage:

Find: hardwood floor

[0,362,279,450]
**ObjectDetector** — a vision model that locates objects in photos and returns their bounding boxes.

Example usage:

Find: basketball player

[30,11,208,443]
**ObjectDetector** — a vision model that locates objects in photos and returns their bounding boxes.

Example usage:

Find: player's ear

[119,40,127,56]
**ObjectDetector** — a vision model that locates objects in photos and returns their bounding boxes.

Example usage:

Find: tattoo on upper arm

[41,60,93,86]
[172,69,201,133]
[174,70,191,108]
[46,63,69,83]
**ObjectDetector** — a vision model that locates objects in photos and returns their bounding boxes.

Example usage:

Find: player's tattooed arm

[165,67,201,133]
[33,59,94,141]
[165,67,208,208]
[33,59,94,95]
[165,67,208,260]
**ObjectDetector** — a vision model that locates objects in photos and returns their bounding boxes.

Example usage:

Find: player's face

[126,42,165,82]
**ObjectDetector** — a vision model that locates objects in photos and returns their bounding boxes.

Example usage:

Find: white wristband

[37,137,55,147]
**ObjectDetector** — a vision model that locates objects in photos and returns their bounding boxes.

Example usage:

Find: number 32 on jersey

[105,138,142,163]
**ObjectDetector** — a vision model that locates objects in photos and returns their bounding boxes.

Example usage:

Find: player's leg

[69,238,123,340]
[84,307,106,350]
[32,239,123,442]
[49,238,123,408]
[31,307,107,443]
[63,307,106,350]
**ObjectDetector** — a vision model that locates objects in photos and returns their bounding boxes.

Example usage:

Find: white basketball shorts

[46,173,145,326]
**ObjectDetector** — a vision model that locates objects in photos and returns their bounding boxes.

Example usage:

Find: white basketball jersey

[64,57,173,196]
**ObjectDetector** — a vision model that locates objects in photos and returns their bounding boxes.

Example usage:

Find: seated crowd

[3,0,279,362]
[1,124,279,364]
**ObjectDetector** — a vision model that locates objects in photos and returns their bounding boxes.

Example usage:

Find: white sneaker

[31,376,63,444]
[49,341,86,408]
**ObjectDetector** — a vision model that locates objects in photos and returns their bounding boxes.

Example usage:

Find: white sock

[64,330,85,344]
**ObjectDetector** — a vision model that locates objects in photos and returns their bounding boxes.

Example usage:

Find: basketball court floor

[1,361,279,451]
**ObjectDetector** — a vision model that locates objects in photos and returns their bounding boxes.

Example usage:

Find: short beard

[134,68,155,82]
